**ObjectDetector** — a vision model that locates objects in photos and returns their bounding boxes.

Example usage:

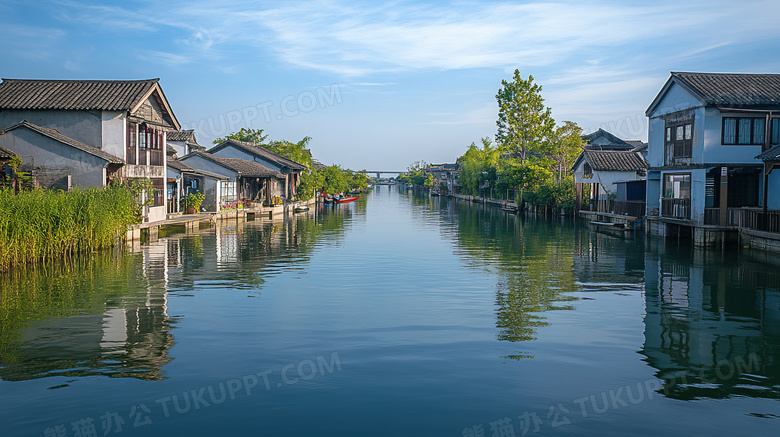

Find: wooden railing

[704,207,780,232]
[661,198,690,219]
[614,201,646,218]
[588,199,613,213]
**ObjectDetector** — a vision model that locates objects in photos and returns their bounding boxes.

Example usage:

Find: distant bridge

[365,170,406,179]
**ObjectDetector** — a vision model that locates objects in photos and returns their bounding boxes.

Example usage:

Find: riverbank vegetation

[402,70,586,212]
[0,186,139,271]
[216,128,369,198]
[459,70,584,211]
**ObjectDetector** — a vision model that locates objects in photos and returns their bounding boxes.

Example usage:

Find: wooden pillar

[594,183,600,212]
[719,166,728,226]
[575,183,582,211]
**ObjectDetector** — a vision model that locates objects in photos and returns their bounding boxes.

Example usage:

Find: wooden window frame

[665,117,693,159]
[722,117,765,145]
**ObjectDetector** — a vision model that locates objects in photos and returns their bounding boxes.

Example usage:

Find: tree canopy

[495,70,556,162]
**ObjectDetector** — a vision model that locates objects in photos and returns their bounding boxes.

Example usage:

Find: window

[152,178,165,207]
[665,118,693,159]
[583,163,593,178]
[663,173,691,199]
[722,117,765,145]
[662,173,691,219]
[772,118,780,145]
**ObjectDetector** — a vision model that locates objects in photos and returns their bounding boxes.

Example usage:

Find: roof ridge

[1,78,159,82]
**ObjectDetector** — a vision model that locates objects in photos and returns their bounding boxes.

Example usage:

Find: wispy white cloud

[49,0,780,76]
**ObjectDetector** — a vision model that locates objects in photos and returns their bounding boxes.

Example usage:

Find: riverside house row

[573,72,780,251]
[0,78,306,222]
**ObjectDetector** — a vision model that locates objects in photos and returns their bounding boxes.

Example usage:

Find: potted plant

[181,191,205,214]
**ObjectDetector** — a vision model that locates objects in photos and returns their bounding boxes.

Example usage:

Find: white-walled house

[645,72,780,247]
[166,129,205,157]
[572,129,648,214]
[207,139,305,200]
[0,78,181,223]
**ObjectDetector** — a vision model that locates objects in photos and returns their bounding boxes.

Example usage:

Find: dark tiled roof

[582,129,634,150]
[672,72,780,107]
[0,78,159,111]
[167,159,192,171]
[756,145,780,162]
[581,150,648,172]
[168,158,228,179]
[625,140,645,148]
[182,151,283,178]
[208,139,306,171]
[648,72,780,115]
[0,145,16,158]
[0,120,123,163]
[167,129,198,143]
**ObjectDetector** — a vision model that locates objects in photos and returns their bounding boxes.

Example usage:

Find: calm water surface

[1,186,779,436]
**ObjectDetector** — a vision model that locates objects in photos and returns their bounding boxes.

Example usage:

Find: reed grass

[0,186,138,270]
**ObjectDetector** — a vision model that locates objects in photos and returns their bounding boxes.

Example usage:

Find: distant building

[166,129,205,157]
[179,151,284,206]
[425,163,460,195]
[207,139,306,200]
[572,129,648,214]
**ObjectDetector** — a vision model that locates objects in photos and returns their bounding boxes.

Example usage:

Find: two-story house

[0,78,181,222]
[645,72,780,246]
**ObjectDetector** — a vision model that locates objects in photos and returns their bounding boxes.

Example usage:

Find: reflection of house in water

[0,243,175,381]
[641,240,780,399]
[572,225,646,286]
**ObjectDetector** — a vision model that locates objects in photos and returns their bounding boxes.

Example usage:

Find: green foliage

[266,137,313,169]
[551,121,584,179]
[0,186,139,271]
[457,138,499,195]
[496,70,556,162]
[1,156,33,191]
[397,161,428,187]
[213,128,269,146]
[424,174,434,189]
[181,191,205,212]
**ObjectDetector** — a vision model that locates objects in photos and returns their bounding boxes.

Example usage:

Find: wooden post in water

[719,166,728,226]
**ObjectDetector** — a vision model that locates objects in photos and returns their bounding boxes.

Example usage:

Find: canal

[1,186,779,436]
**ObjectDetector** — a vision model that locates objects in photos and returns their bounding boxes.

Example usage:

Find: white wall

[101,111,126,159]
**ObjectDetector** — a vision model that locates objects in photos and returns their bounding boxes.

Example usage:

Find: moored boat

[334,196,358,203]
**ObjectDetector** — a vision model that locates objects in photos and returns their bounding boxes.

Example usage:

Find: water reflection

[641,239,780,399]
[0,245,174,381]
[427,194,578,359]
[0,209,348,383]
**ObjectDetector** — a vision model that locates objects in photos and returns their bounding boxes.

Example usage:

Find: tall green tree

[213,127,269,145]
[495,70,556,162]
[551,121,584,183]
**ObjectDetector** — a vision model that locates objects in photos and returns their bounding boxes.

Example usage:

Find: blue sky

[2,0,780,170]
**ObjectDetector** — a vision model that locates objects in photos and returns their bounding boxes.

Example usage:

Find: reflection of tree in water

[446,200,578,359]
[0,249,175,381]
[641,241,780,400]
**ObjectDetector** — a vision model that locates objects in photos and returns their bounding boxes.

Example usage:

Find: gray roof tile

[208,139,306,171]
[0,78,160,111]
[576,150,648,172]
[181,151,283,178]
[672,72,780,107]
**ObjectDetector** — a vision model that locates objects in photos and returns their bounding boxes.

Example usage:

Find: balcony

[704,207,780,233]
[661,198,690,220]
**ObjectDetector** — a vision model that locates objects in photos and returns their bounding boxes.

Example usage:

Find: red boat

[334,196,358,203]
